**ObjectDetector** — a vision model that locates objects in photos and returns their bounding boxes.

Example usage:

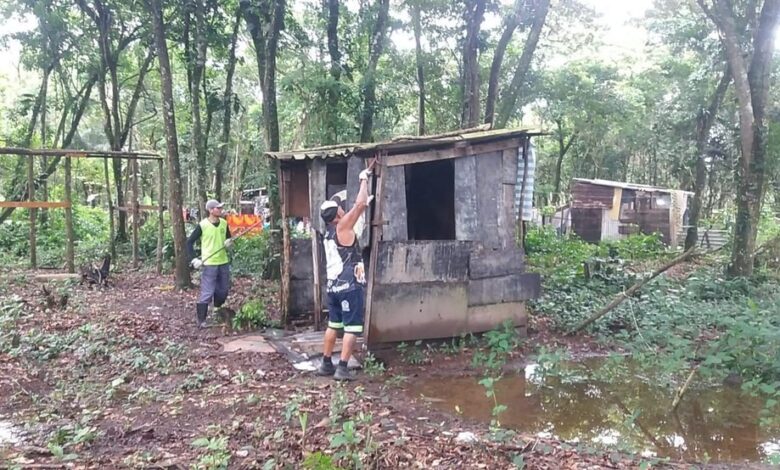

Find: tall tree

[359,0,390,142]
[214,8,241,201]
[186,0,208,215]
[147,0,191,289]
[241,0,285,152]
[409,0,426,135]
[76,0,154,242]
[460,0,486,128]
[685,66,731,250]
[484,0,522,126]
[697,0,780,276]
[324,0,341,144]
[494,0,550,129]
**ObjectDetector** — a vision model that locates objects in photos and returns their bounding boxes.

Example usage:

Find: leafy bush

[232,299,275,330]
[139,214,175,262]
[231,230,280,279]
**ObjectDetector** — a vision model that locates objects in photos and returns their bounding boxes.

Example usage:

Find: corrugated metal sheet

[265,127,543,161]
[514,142,536,221]
[572,178,694,196]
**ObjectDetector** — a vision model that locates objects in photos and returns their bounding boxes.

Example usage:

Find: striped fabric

[514,141,536,221]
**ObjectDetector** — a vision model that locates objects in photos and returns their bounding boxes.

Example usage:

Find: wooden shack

[569,178,692,246]
[265,128,542,346]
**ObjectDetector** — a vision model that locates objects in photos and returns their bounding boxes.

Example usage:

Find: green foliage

[191,436,231,470]
[362,353,386,377]
[232,299,275,331]
[472,321,520,372]
[397,340,428,365]
[231,231,280,279]
[302,452,342,470]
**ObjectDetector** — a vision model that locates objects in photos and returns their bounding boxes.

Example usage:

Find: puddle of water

[0,421,21,446]
[409,362,780,464]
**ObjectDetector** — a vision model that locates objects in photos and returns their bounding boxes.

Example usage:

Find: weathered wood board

[375,241,470,284]
[467,273,541,306]
[501,148,518,185]
[309,159,327,234]
[368,282,468,344]
[469,244,524,279]
[475,151,502,248]
[454,155,478,240]
[381,165,408,241]
[467,302,527,333]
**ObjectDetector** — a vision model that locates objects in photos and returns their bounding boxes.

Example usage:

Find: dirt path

[0,270,731,469]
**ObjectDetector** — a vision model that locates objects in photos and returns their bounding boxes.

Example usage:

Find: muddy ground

[0,269,761,469]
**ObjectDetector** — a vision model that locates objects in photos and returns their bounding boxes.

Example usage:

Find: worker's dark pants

[199,263,231,307]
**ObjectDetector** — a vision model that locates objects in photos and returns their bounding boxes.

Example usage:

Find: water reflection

[409,364,777,464]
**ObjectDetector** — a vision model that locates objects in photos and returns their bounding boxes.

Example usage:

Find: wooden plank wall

[571,182,615,209]
[572,207,603,242]
[381,165,408,241]
[287,163,311,218]
[454,155,479,240]
[309,159,327,234]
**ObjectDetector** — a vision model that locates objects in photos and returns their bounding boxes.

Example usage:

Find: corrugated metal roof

[572,178,694,195]
[264,127,543,161]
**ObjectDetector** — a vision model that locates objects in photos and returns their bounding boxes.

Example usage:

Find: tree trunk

[241,0,285,152]
[190,0,208,216]
[359,0,390,142]
[484,1,520,125]
[214,8,241,201]
[553,119,576,203]
[460,0,486,129]
[410,0,425,135]
[495,0,550,129]
[148,0,191,289]
[698,0,779,276]
[324,0,341,144]
[685,66,730,250]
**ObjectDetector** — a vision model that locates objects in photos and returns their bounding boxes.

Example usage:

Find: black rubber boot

[196,303,209,328]
[334,364,355,381]
[316,357,336,376]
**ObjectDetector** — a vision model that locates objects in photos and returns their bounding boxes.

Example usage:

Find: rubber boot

[334,363,355,381]
[196,303,209,329]
[316,357,336,376]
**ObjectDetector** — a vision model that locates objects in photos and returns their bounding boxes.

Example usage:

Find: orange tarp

[227,214,262,237]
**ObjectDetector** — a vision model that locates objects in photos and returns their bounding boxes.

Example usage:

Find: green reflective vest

[200,218,229,266]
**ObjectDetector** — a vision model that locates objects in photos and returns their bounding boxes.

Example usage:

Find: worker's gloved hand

[359,169,372,181]
[367,195,375,204]
[190,258,203,270]
[224,238,234,249]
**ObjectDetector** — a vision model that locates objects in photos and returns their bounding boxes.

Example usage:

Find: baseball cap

[320,200,339,223]
[206,199,224,211]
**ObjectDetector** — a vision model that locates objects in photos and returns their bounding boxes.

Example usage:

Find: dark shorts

[327,286,365,335]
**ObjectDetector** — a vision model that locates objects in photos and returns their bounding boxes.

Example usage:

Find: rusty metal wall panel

[290,239,313,280]
[375,241,470,284]
[368,281,468,344]
[286,162,311,218]
[289,279,314,317]
[467,273,541,307]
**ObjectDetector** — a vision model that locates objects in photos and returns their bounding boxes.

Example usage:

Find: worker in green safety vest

[187,199,233,328]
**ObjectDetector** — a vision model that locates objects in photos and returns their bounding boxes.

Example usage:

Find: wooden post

[308,163,323,330]
[64,157,75,273]
[131,158,140,268]
[279,166,291,326]
[104,158,116,259]
[156,158,164,274]
[363,154,384,347]
[27,154,37,269]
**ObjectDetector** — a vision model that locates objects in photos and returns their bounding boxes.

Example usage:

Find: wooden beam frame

[363,153,385,347]
[279,166,292,326]
[384,138,521,167]
[0,147,161,160]
[0,201,72,208]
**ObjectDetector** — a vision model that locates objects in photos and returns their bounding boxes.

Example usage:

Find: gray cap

[205,199,224,211]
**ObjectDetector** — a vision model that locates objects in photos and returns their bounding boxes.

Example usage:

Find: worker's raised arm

[186,224,203,261]
[337,159,376,239]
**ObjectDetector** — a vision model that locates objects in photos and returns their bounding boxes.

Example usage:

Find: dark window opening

[326,162,347,200]
[405,159,456,240]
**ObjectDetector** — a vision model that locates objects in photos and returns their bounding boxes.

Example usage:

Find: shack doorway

[405,159,456,240]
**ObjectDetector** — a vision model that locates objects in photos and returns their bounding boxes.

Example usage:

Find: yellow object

[609,188,622,220]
